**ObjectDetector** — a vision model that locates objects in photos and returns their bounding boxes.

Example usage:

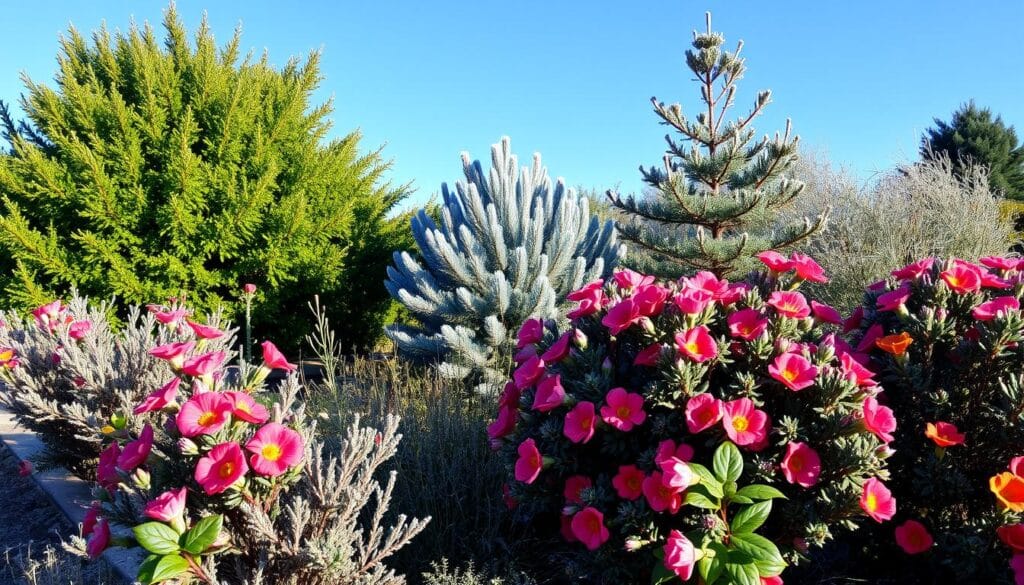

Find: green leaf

[137,555,160,584]
[650,562,675,585]
[698,542,728,585]
[731,501,772,534]
[133,522,181,555]
[734,484,787,501]
[180,514,222,555]
[713,441,743,483]
[730,532,787,577]
[729,494,754,504]
[724,559,760,585]
[685,490,720,510]
[689,463,724,498]
[150,554,190,584]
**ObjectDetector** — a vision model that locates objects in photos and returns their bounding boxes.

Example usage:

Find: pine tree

[608,13,826,279]
[385,137,624,393]
[922,101,1024,200]
[0,7,412,352]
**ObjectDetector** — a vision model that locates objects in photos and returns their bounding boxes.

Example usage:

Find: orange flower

[925,422,965,447]
[876,332,914,356]
[991,472,1024,512]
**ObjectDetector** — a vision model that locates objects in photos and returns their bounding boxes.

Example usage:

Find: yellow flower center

[617,406,632,419]
[866,493,878,511]
[685,342,700,354]
[732,415,749,432]
[261,443,283,462]
[0,350,13,361]
[101,425,115,435]
[218,462,235,479]
[947,275,961,286]
[197,411,218,426]
[782,369,798,382]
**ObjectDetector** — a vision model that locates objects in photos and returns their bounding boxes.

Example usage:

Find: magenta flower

[685,393,723,433]
[32,300,65,330]
[663,530,696,581]
[658,452,694,490]
[82,502,100,537]
[843,306,864,333]
[633,284,670,317]
[876,285,912,312]
[566,281,605,319]
[513,355,546,390]
[840,353,876,388]
[86,518,110,559]
[246,422,304,476]
[149,341,196,370]
[570,507,610,551]
[981,256,1019,271]
[642,471,682,514]
[177,392,232,437]
[563,475,592,505]
[601,298,641,335]
[860,477,897,522]
[862,396,897,443]
[612,464,645,500]
[532,374,566,411]
[722,398,770,447]
[541,331,572,362]
[892,257,934,280]
[895,519,933,554]
[810,301,843,325]
[767,290,811,319]
[769,352,819,391]
[600,387,646,431]
[68,320,91,341]
[144,487,187,522]
[727,308,769,340]
[149,306,187,326]
[655,439,694,465]
[672,288,711,314]
[116,424,154,472]
[973,296,1020,321]
[17,460,32,477]
[563,401,597,444]
[260,341,296,372]
[487,403,518,445]
[612,268,654,290]
[96,442,121,489]
[633,343,663,366]
[675,325,718,362]
[790,252,828,283]
[514,438,543,484]
[683,271,730,299]
[186,320,224,340]
[194,442,248,495]
[225,391,270,424]
[856,323,884,353]
[243,283,257,294]
[781,441,821,487]
[516,318,544,349]
[718,282,751,305]
[134,378,181,415]
[757,251,793,273]
[940,262,983,294]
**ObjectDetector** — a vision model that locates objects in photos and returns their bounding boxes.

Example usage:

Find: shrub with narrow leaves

[70,324,428,585]
[491,255,891,584]
[843,256,1024,583]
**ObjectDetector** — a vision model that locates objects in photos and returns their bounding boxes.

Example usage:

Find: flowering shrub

[846,256,1024,582]
[0,295,233,475]
[491,255,892,583]
[59,305,428,584]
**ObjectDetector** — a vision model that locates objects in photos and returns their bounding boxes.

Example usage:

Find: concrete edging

[0,407,142,584]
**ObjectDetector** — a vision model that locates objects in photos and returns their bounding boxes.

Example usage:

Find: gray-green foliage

[385,137,624,393]
[608,13,826,279]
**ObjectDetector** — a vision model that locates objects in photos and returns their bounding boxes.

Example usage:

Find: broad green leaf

[136,554,160,584]
[735,484,787,501]
[730,494,754,504]
[698,542,728,585]
[730,532,787,576]
[731,501,772,534]
[689,463,724,498]
[685,490,720,510]
[724,559,760,585]
[133,522,180,555]
[181,514,222,555]
[650,562,675,585]
[149,554,190,584]
[713,441,743,483]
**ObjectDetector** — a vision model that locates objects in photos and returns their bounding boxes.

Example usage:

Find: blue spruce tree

[385,137,624,393]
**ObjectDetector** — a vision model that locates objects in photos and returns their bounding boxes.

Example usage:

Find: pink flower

[86,518,110,559]
[843,306,864,333]
[602,298,641,335]
[634,343,663,366]
[514,438,543,484]
[633,284,670,317]
[769,352,819,391]
[116,424,154,471]
[810,301,842,325]
[613,268,654,290]
[675,326,718,362]
[672,288,711,314]
[532,375,566,411]
[600,387,646,431]
[225,391,269,424]
[566,281,605,319]
[973,296,1021,321]
[999,524,1024,552]
[663,530,696,582]
[876,285,911,312]
[860,477,896,522]
[982,271,1013,289]
[194,442,248,495]
[719,282,750,305]
[790,252,828,283]
[981,256,1019,271]
[657,449,695,490]
[148,341,196,370]
[177,392,232,437]
[767,291,811,319]
[895,519,933,554]
[892,257,934,280]
[722,398,770,447]
[246,422,304,476]
[17,460,32,477]
[655,439,694,465]
[144,487,187,522]
[564,401,597,444]
[181,351,226,378]
[940,262,983,294]
[134,378,181,415]
[243,283,257,294]
[513,356,546,390]
[261,341,296,372]
[516,318,544,349]
[856,323,884,353]
[513,344,537,363]
[68,320,91,341]
[82,502,100,537]
[1011,456,1024,477]
[642,471,682,514]
[612,464,645,500]
[96,442,121,489]
[563,475,592,505]
[781,442,821,487]
[762,577,784,585]
[186,320,224,340]
[757,251,793,273]
[686,393,723,433]
[862,396,896,443]
[487,403,518,445]
[728,308,769,341]
[32,300,65,330]
[541,332,572,362]
[570,507,610,551]
[1012,555,1024,585]
[840,353,876,388]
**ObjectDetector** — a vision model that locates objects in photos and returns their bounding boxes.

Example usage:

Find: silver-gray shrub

[0,295,234,475]
[385,137,625,393]
[789,152,1016,310]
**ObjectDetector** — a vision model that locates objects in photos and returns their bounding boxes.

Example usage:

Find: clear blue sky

[1,1,1021,208]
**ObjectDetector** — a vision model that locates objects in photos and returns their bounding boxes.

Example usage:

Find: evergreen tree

[608,13,826,279]
[0,7,412,352]
[385,137,624,393]
[922,101,1024,200]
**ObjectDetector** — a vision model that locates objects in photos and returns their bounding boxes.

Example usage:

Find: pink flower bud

[243,283,257,294]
